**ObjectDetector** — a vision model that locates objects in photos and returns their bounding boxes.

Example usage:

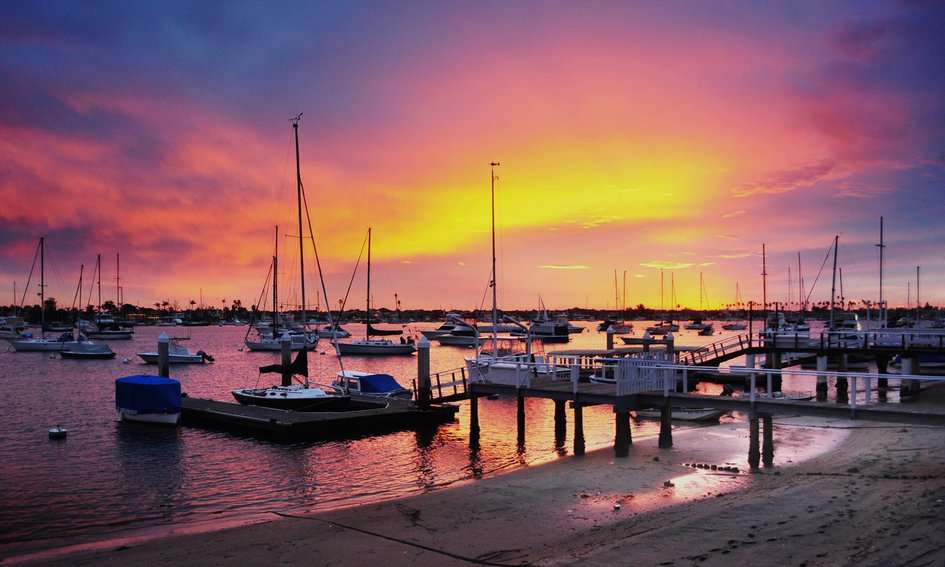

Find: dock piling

[836,354,849,404]
[469,394,480,434]
[554,400,566,448]
[876,355,889,401]
[417,337,431,409]
[606,326,615,351]
[748,414,760,470]
[816,355,828,401]
[658,398,673,448]
[614,409,630,457]
[762,415,774,467]
[157,332,170,378]
[573,404,585,455]
[516,389,526,446]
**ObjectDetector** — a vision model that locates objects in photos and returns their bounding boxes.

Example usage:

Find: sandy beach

[13,388,945,567]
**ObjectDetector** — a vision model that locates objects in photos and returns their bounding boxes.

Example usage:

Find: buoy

[48,425,67,440]
[49,354,56,360]
[122,357,130,363]
[238,347,244,352]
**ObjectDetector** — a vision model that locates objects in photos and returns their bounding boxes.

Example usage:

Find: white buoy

[122,357,130,364]
[48,425,67,440]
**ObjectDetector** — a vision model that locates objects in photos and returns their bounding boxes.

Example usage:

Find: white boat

[246,332,317,351]
[317,325,350,338]
[61,340,116,359]
[137,341,213,364]
[635,407,725,422]
[337,228,415,356]
[721,322,747,331]
[336,338,416,355]
[421,315,471,339]
[9,331,79,352]
[437,333,484,347]
[332,370,412,399]
[684,318,710,331]
[234,117,352,411]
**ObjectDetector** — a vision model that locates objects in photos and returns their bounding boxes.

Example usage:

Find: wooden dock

[180,396,458,438]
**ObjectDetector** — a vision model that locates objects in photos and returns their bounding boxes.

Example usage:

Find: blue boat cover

[115,375,181,413]
[359,373,405,393]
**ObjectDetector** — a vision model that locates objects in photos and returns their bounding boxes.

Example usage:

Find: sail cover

[259,348,309,377]
[366,324,403,336]
[115,375,181,413]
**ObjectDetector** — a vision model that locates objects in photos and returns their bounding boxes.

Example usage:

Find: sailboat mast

[96,253,102,314]
[116,252,120,307]
[877,217,885,326]
[40,236,45,335]
[490,162,500,354]
[797,252,804,314]
[613,270,619,311]
[273,225,279,336]
[916,265,921,322]
[829,235,838,326]
[761,243,768,317]
[699,272,704,311]
[660,268,664,311]
[292,114,307,329]
[366,227,372,338]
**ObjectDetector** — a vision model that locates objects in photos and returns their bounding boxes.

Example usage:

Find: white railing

[607,356,944,410]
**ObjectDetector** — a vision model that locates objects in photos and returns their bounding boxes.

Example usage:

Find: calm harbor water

[0,319,877,558]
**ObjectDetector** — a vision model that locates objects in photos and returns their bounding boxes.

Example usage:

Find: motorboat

[116,375,181,425]
[8,331,79,352]
[721,322,747,331]
[317,324,350,339]
[698,323,714,336]
[336,338,416,355]
[421,315,473,340]
[528,319,571,343]
[332,370,412,399]
[436,333,484,347]
[465,336,569,386]
[684,318,710,331]
[80,317,133,340]
[137,340,214,364]
[61,341,116,359]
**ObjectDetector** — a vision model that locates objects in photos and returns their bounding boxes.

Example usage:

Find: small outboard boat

[115,375,182,425]
[332,370,412,399]
[61,340,116,359]
[137,340,213,364]
[48,425,68,440]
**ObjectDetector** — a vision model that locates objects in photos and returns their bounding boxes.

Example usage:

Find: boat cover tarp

[366,324,403,336]
[115,375,181,413]
[359,373,405,393]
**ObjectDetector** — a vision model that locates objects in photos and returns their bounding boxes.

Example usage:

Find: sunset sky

[2,1,944,311]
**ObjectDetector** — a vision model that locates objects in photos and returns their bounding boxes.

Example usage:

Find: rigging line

[245,262,273,342]
[299,178,352,376]
[336,230,369,320]
[804,239,835,305]
[18,239,40,309]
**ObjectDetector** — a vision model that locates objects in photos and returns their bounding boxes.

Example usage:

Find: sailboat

[684,272,713,335]
[245,115,319,352]
[80,254,133,340]
[336,228,415,355]
[465,163,568,384]
[233,115,347,410]
[9,237,78,351]
[233,339,350,410]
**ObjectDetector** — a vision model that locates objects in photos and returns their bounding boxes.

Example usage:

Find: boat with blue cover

[332,370,412,399]
[115,375,182,425]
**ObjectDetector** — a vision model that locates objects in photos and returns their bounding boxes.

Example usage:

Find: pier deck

[181,396,458,438]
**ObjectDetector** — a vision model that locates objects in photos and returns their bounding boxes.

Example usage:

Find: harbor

[5,2,945,565]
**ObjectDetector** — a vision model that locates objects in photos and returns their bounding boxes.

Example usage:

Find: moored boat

[332,370,412,399]
[115,375,182,425]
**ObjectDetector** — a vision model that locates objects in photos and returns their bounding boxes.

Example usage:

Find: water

[0,320,811,557]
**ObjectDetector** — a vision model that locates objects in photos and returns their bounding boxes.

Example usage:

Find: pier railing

[414,366,469,403]
[607,356,945,411]
[677,334,754,365]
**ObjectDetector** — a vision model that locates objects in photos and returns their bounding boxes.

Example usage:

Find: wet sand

[10,391,945,566]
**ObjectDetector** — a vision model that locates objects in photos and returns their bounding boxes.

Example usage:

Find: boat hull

[231,390,352,411]
[137,353,206,364]
[635,407,725,422]
[61,350,116,359]
[117,409,180,425]
[244,340,314,352]
[336,342,416,355]
[87,331,133,340]
[8,340,67,351]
